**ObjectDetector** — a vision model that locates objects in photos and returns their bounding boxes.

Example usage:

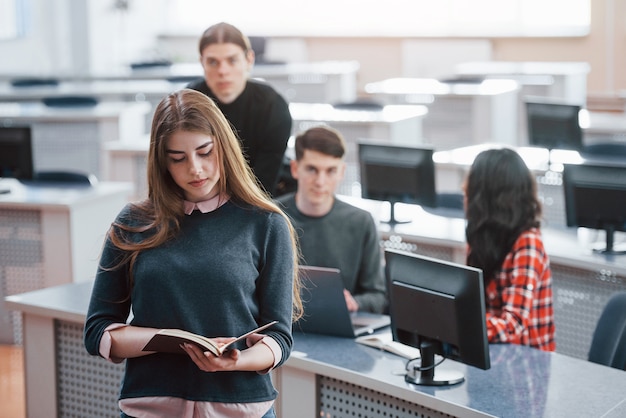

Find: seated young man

[276,126,387,314]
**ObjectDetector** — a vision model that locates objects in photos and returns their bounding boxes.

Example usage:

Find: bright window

[167,0,590,37]
[0,0,27,40]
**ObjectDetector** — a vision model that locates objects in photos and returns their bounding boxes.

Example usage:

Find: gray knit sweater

[276,193,387,313]
[84,200,294,403]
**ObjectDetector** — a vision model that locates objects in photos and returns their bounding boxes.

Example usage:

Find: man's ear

[246,49,255,71]
[289,159,299,179]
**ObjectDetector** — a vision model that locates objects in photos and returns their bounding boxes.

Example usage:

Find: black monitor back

[0,126,34,180]
[526,100,583,151]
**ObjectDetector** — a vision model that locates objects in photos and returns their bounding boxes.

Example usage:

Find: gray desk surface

[455,61,591,76]
[6,280,626,418]
[364,77,520,97]
[290,331,626,418]
[0,100,151,121]
[0,79,186,102]
[91,60,360,81]
[0,178,133,209]
[289,102,428,122]
[0,61,360,82]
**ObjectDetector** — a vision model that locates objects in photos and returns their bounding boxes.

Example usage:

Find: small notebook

[294,265,390,338]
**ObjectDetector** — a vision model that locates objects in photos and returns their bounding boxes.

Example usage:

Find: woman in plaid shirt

[464,148,556,351]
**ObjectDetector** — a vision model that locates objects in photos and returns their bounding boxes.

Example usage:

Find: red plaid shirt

[484,228,556,351]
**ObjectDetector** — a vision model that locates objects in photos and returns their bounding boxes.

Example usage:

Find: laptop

[294,265,390,338]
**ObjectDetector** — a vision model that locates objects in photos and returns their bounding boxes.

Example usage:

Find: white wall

[0,0,168,77]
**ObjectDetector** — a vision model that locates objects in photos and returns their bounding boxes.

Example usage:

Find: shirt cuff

[99,323,128,363]
[246,334,283,374]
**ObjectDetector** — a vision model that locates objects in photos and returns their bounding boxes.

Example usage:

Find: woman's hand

[181,336,275,373]
[181,339,240,372]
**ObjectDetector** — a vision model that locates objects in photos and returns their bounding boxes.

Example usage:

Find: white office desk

[364,78,520,149]
[0,179,132,344]
[48,60,360,104]
[102,137,151,201]
[0,79,185,103]
[0,101,150,179]
[455,61,590,105]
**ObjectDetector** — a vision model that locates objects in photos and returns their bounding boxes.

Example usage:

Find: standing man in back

[277,126,387,314]
[187,22,292,195]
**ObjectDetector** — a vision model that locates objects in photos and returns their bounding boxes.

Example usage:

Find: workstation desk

[11,60,360,104]
[103,103,429,199]
[454,61,590,106]
[6,275,626,418]
[0,101,150,179]
[0,179,133,345]
[364,78,520,149]
[0,79,185,104]
[102,60,359,104]
[338,195,626,363]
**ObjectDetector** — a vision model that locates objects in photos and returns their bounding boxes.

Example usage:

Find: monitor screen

[0,126,34,181]
[525,100,583,152]
[562,162,626,254]
[358,141,436,224]
[385,249,490,386]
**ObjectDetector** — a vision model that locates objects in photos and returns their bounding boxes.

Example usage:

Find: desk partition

[0,179,132,345]
[364,78,520,149]
[0,102,150,179]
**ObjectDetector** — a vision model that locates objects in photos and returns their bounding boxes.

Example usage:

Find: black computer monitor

[384,249,491,386]
[562,162,626,255]
[0,126,34,181]
[526,100,583,152]
[358,141,436,224]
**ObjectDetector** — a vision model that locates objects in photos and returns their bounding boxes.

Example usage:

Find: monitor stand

[381,201,411,225]
[593,226,626,256]
[405,341,464,386]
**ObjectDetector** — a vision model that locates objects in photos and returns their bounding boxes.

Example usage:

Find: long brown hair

[106,88,302,320]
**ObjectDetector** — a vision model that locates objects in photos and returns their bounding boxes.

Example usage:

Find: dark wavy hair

[465,148,542,284]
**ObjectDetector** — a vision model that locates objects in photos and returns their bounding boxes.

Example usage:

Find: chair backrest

[33,170,98,186]
[588,291,626,370]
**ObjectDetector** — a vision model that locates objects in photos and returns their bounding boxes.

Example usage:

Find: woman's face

[166,130,221,202]
[200,42,253,104]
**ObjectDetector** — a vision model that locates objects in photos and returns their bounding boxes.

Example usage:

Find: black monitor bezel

[525,100,583,152]
[0,126,34,181]
[562,161,626,254]
[358,141,437,221]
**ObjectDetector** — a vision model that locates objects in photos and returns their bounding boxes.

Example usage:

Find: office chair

[11,77,59,87]
[33,170,98,186]
[588,291,626,370]
[42,96,99,107]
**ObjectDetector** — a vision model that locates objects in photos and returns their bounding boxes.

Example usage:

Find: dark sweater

[186,78,292,195]
[276,193,387,313]
[84,200,295,403]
